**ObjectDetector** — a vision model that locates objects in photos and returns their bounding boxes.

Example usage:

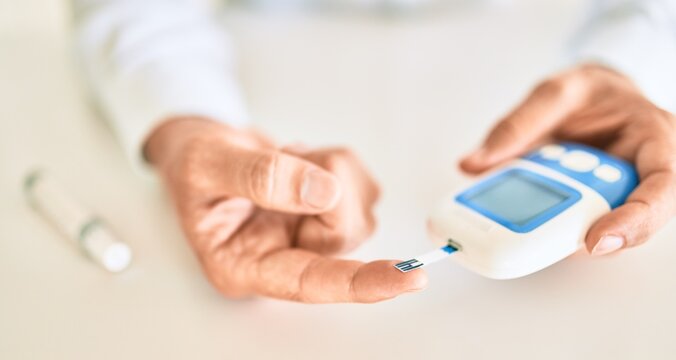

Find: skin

[146,63,675,303]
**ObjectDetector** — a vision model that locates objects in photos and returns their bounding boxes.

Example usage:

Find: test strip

[394,245,457,273]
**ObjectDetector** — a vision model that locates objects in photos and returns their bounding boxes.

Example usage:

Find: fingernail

[592,235,625,256]
[301,170,340,209]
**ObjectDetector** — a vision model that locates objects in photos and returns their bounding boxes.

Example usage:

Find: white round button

[594,164,622,183]
[539,144,566,160]
[560,150,600,172]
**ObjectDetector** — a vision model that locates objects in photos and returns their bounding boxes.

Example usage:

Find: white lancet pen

[24,170,132,273]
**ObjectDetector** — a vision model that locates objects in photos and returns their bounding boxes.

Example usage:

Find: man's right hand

[144,117,427,303]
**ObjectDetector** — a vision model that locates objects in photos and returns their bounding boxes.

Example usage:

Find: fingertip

[387,260,429,294]
[584,219,615,255]
[585,205,642,256]
[352,260,428,303]
[459,158,481,174]
[403,268,429,293]
[459,149,490,174]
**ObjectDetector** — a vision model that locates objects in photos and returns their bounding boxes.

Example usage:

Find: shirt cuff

[100,60,249,178]
[570,4,676,112]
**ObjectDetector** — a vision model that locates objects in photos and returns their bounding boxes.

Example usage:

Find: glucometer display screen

[467,172,569,226]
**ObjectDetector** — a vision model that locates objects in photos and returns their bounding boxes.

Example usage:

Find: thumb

[460,74,587,174]
[220,147,342,214]
[585,171,676,255]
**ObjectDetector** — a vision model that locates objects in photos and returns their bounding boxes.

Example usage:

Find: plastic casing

[428,143,638,279]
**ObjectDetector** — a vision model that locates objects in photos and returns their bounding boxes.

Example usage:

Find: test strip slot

[447,238,462,252]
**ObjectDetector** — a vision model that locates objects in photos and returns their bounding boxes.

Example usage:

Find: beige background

[1,0,675,359]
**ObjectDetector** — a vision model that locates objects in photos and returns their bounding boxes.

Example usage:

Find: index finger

[201,210,427,303]
[461,72,589,173]
[253,249,428,303]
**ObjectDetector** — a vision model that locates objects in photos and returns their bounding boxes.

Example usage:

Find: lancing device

[396,143,638,279]
[24,170,132,273]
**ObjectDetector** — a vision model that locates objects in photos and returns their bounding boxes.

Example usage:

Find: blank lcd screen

[467,173,569,226]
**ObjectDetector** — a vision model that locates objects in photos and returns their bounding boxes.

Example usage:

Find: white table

[2,1,675,359]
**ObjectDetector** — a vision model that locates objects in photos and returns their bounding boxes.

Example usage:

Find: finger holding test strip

[23,170,132,273]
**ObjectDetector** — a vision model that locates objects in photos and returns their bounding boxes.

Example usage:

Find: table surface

[2,1,675,359]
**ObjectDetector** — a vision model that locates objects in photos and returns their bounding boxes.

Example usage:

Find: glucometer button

[539,144,566,160]
[560,150,600,172]
[594,164,622,183]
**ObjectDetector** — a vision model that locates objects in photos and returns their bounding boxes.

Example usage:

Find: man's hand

[145,118,426,303]
[461,64,676,256]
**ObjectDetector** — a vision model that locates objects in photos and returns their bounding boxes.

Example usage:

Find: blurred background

[3,0,676,359]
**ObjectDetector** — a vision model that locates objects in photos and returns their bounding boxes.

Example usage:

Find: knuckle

[620,200,663,248]
[666,111,676,128]
[630,105,663,125]
[202,254,251,299]
[292,257,322,303]
[535,70,587,103]
[248,152,278,202]
[320,231,352,254]
[174,137,219,190]
[656,109,676,133]
[535,76,569,98]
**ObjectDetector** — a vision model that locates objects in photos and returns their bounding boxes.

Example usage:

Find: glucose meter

[398,143,638,279]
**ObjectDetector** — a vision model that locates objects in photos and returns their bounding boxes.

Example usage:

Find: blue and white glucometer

[427,143,639,279]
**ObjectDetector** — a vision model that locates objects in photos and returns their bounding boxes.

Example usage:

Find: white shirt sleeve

[570,0,676,112]
[72,0,249,172]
